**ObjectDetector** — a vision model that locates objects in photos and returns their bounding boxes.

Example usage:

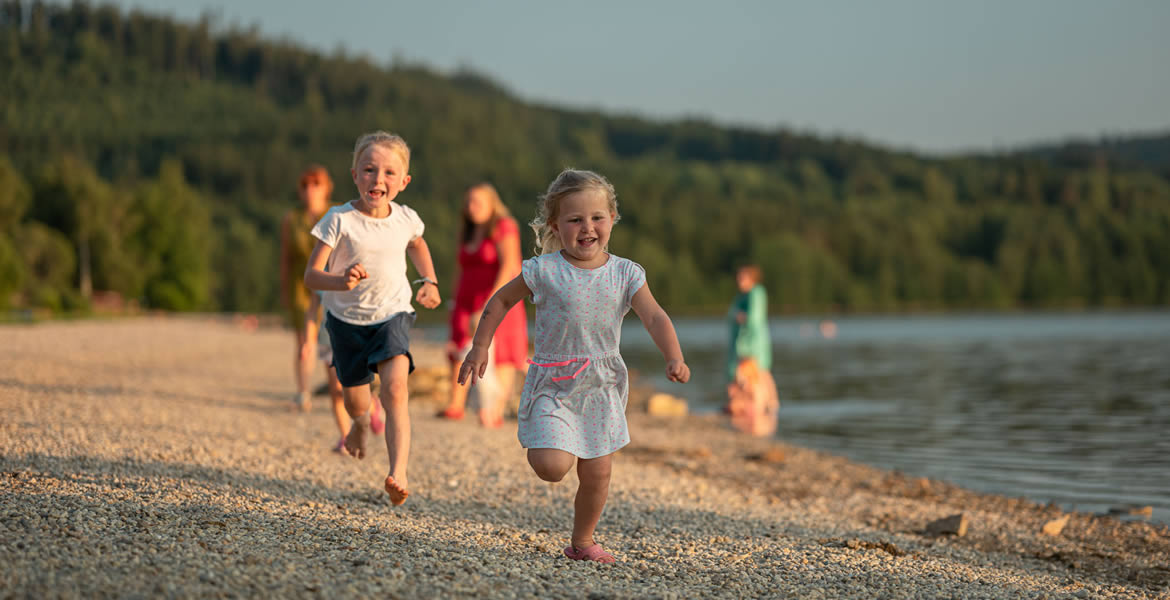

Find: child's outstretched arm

[631,283,691,383]
[406,236,441,309]
[304,240,367,291]
[457,275,532,386]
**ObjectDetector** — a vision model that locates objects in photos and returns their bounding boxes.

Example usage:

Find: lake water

[421,311,1170,522]
[618,311,1170,523]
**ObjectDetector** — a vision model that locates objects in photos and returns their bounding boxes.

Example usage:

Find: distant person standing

[280,166,334,410]
[280,166,384,440]
[727,265,771,383]
[438,183,528,428]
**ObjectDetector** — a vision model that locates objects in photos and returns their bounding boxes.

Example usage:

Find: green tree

[0,156,30,306]
[16,223,79,311]
[29,155,118,299]
[132,159,212,310]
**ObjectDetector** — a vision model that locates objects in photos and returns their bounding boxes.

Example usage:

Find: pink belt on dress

[527,357,591,382]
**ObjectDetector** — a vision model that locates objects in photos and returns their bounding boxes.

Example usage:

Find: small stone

[647,393,688,417]
[1042,515,1069,536]
[1105,505,1153,518]
[925,513,968,537]
[746,447,785,463]
[687,446,712,459]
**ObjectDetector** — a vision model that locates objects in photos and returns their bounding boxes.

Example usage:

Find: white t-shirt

[310,201,425,325]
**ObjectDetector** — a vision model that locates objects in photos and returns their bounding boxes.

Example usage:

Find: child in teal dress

[727,264,771,383]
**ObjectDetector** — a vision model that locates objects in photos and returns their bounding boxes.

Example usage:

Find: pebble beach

[1,316,1167,599]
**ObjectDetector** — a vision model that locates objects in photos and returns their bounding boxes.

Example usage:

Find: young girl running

[304,131,441,505]
[459,168,690,563]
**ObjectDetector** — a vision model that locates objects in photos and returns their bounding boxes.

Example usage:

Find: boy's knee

[379,378,408,404]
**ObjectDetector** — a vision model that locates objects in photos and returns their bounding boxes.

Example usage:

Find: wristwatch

[412,277,438,288]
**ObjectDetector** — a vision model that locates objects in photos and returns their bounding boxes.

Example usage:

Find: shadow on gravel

[0,377,281,417]
[3,489,543,597]
[0,378,132,397]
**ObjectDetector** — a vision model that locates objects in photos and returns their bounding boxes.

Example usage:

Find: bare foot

[478,410,504,428]
[291,392,311,413]
[384,475,409,506]
[345,414,370,459]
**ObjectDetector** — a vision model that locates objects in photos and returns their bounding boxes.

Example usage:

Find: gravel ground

[1,316,1167,599]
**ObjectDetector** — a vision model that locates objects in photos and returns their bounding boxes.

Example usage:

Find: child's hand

[342,263,368,290]
[457,345,490,386]
[416,282,441,309]
[666,359,690,383]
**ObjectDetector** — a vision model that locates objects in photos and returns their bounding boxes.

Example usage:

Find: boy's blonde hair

[352,131,411,170]
[530,168,620,255]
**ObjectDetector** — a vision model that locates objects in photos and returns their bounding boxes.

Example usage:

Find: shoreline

[2,316,1167,597]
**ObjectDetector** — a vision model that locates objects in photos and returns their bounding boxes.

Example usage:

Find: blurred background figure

[727,264,771,385]
[726,358,779,437]
[726,264,777,435]
[280,165,383,445]
[439,183,528,428]
[304,291,353,453]
[280,165,334,412]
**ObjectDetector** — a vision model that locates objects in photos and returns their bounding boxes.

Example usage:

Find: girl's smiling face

[351,144,410,216]
[553,190,614,267]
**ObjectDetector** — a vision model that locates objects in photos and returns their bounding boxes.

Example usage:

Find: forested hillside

[2,1,1169,316]
[1012,132,1170,176]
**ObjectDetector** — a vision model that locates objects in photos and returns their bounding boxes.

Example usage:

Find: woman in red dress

[439,183,528,427]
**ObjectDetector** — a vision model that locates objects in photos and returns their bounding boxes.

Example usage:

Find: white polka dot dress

[518,252,646,459]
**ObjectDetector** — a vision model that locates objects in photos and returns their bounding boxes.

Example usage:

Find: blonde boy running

[304,131,441,505]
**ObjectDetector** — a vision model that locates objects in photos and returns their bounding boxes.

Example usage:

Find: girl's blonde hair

[352,131,411,170]
[458,182,513,244]
[530,168,619,255]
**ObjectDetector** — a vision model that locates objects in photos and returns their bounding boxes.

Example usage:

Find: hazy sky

[110,0,1169,154]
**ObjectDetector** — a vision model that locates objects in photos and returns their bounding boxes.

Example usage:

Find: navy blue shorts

[325,311,416,387]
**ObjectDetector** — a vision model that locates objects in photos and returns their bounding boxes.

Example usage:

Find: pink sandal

[563,543,616,563]
[436,407,464,420]
[370,402,385,435]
